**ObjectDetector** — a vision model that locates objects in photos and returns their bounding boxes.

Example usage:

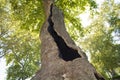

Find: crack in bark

[47,4,81,61]
[94,73,105,80]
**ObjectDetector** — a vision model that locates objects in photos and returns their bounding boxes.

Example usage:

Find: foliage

[9,0,97,36]
[0,1,40,80]
[5,30,40,80]
[9,0,44,31]
[79,0,120,79]
[55,0,97,40]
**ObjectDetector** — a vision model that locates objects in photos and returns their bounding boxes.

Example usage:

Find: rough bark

[31,0,105,80]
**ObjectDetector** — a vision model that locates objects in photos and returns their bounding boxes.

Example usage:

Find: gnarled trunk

[31,0,105,80]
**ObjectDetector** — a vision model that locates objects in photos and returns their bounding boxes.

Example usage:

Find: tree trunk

[31,0,105,80]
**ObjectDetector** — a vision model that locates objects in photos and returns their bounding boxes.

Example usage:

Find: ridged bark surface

[31,1,104,80]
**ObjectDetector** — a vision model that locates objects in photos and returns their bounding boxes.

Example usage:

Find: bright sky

[79,0,104,27]
[0,58,7,80]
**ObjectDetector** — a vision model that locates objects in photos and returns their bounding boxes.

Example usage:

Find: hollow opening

[47,4,81,61]
[94,73,105,80]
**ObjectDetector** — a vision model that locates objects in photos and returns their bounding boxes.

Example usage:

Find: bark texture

[31,0,105,80]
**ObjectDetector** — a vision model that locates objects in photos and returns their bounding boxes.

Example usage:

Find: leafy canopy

[79,0,120,79]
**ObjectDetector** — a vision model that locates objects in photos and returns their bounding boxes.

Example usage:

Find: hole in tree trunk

[94,73,105,80]
[48,23,81,61]
[47,4,81,61]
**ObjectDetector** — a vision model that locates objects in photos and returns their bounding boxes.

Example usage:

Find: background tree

[0,0,40,80]
[79,0,120,79]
